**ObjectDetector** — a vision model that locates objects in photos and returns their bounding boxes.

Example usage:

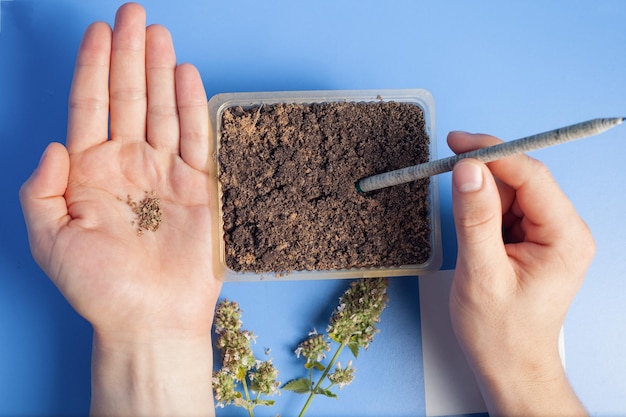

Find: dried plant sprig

[284,278,389,417]
[213,299,280,416]
[327,277,389,354]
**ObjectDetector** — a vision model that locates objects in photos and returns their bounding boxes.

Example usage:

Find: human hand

[447,131,593,416]
[20,3,219,415]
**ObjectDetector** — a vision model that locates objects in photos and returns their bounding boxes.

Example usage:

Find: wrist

[468,347,587,417]
[91,330,215,417]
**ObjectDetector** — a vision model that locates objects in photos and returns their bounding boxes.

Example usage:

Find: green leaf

[347,341,360,358]
[313,386,338,398]
[304,361,326,371]
[282,378,312,394]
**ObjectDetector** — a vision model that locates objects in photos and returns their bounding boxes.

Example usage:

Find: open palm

[20,4,221,338]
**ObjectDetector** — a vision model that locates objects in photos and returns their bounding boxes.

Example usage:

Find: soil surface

[218,101,431,273]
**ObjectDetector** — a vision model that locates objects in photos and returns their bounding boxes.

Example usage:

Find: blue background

[1,1,625,416]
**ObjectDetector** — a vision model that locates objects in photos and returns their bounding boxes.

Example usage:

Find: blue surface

[217,278,425,417]
[1,1,625,416]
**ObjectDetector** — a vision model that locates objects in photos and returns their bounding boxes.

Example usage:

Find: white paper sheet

[419,270,487,417]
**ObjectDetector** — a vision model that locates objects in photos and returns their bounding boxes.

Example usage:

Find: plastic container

[207,89,442,281]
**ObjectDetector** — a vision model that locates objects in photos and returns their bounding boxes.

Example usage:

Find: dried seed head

[212,369,239,407]
[327,278,389,349]
[214,299,257,375]
[328,360,355,389]
[295,333,331,363]
[249,360,280,396]
[214,299,243,333]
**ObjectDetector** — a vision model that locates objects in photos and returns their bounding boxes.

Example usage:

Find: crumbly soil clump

[219,101,431,273]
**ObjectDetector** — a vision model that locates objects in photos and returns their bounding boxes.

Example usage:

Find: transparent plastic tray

[207,89,442,281]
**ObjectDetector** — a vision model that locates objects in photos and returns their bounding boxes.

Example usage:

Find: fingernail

[453,161,484,193]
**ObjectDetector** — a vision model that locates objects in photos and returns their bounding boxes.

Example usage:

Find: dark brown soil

[218,101,431,274]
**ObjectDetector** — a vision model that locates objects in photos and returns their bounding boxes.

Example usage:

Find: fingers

[68,2,208,172]
[19,143,71,266]
[109,3,147,144]
[146,24,179,153]
[448,131,587,246]
[447,130,503,154]
[176,63,209,172]
[67,22,112,155]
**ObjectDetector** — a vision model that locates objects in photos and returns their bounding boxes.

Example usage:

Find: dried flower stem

[297,342,346,417]
[285,278,389,417]
[241,379,254,417]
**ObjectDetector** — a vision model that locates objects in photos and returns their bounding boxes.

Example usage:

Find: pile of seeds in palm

[126,191,163,235]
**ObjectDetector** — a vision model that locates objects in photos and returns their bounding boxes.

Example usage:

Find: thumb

[452,159,507,275]
[19,142,71,265]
